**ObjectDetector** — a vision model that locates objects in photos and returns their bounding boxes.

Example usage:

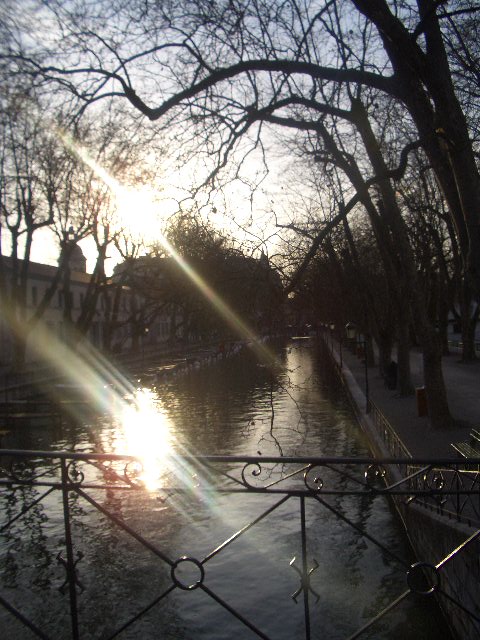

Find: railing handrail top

[0,448,478,466]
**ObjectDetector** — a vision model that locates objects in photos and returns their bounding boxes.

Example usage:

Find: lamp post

[329,322,343,368]
[345,323,356,353]
[142,326,149,366]
[329,322,335,353]
[358,333,370,413]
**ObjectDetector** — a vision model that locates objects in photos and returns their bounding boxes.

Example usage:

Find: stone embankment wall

[400,503,480,640]
[321,339,480,640]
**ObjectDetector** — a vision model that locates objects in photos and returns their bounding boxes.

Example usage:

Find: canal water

[0,339,452,639]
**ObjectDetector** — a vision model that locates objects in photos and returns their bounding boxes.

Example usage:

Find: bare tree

[11,0,476,304]
[3,0,479,422]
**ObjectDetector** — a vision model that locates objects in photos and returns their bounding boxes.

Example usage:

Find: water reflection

[113,388,174,490]
[0,340,453,639]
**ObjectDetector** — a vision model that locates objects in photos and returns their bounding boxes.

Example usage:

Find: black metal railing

[369,400,412,459]
[1,450,480,639]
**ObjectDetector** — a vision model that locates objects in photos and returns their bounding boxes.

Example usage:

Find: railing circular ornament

[66,461,85,486]
[365,464,386,488]
[406,562,440,595]
[304,465,324,493]
[423,469,445,492]
[171,556,205,591]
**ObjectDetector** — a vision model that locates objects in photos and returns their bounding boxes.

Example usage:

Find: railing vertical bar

[61,459,80,640]
[456,469,461,520]
[300,496,311,640]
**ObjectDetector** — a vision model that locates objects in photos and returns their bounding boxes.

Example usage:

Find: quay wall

[322,339,480,640]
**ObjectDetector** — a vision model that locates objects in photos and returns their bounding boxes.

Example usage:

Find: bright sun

[116,186,163,240]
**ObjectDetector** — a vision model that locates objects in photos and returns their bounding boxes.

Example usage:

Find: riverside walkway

[333,339,480,458]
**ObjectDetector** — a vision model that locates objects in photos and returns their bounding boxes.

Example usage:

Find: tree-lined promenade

[1,0,479,429]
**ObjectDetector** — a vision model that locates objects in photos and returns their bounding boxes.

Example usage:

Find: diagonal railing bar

[199,582,273,640]
[2,451,480,639]
[419,529,480,624]
[452,471,480,521]
[263,464,310,489]
[161,455,239,499]
[78,479,297,639]
[0,486,56,531]
[0,592,53,640]
[202,495,291,564]
[343,524,480,639]
[313,494,410,568]
[74,487,175,568]
[69,486,190,639]
[404,466,480,527]
[179,457,301,493]
[383,465,433,493]
[197,457,253,488]
[0,461,62,485]
[321,461,372,489]
[85,459,143,488]
[456,472,480,523]
[105,584,177,640]
[436,528,480,571]
[345,590,410,640]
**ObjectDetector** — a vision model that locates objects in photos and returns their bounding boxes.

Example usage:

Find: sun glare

[59,129,167,241]
[116,186,163,240]
[58,130,278,367]
[116,389,174,490]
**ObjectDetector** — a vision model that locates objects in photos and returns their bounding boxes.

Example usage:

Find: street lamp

[358,333,370,413]
[329,322,343,368]
[329,322,335,353]
[345,323,356,353]
[142,326,149,365]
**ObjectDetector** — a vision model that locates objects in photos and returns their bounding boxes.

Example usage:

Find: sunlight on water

[113,388,174,490]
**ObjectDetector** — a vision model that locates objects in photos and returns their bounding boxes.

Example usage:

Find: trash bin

[416,386,428,417]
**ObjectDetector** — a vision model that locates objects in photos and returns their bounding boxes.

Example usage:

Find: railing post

[60,458,80,640]
[455,466,461,521]
[300,496,311,640]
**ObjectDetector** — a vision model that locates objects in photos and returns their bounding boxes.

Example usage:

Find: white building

[0,246,140,368]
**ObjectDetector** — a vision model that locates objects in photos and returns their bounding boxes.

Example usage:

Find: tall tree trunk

[461,304,479,363]
[377,331,394,379]
[396,317,414,396]
[353,0,480,301]
[422,334,452,429]
[352,97,453,427]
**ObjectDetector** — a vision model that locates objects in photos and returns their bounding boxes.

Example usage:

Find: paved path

[335,340,480,458]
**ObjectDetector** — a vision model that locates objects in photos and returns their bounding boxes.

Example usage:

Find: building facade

[0,247,177,369]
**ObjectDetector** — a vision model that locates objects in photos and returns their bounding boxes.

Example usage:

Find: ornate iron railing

[369,400,412,459]
[1,450,480,639]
